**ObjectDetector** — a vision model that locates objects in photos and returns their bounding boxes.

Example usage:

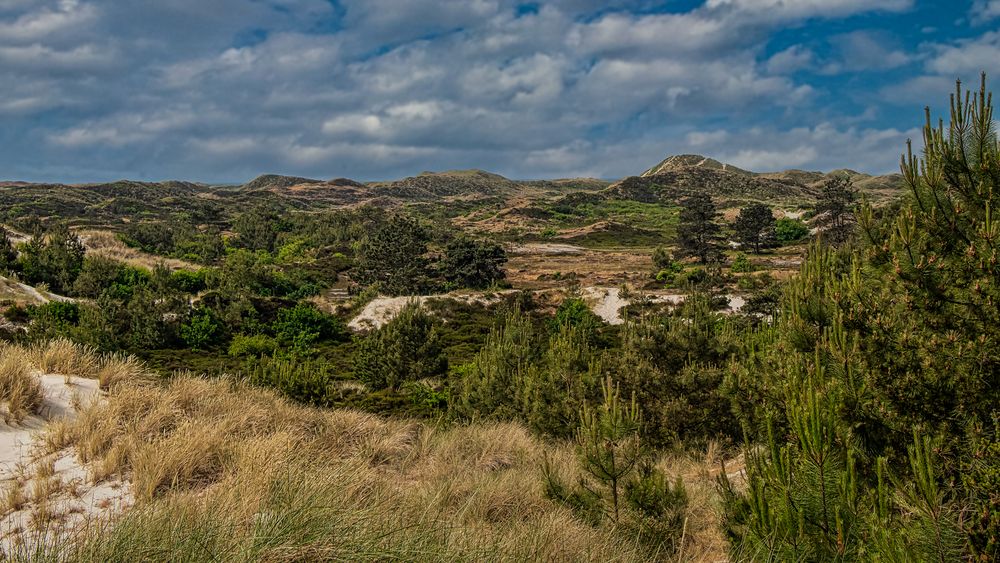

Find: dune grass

[6,342,729,561]
[0,345,45,423]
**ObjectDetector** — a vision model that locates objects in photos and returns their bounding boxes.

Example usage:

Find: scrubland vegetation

[0,78,998,561]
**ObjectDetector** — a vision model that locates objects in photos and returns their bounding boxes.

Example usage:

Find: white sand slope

[0,374,131,552]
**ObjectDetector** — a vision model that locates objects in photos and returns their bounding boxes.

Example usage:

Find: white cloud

[1,0,931,182]
[972,1,1000,22]
[766,45,814,74]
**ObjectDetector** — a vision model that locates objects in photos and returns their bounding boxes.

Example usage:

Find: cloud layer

[0,0,991,182]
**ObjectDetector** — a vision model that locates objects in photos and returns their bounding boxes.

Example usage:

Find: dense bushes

[354,303,448,390]
[17,225,85,294]
[775,216,809,243]
[722,78,1000,560]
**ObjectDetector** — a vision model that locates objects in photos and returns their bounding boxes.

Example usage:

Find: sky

[1,0,998,183]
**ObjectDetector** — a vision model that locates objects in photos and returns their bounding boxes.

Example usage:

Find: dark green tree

[733,203,776,254]
[676,193,722,264]
[18,225,86,294]
[0,228,18,273]
[233,206,284,253]
[439,236,507,289]
[355,215,433,296]
[815,176,858,245]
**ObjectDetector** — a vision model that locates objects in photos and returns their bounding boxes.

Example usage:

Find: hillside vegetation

[0,76,996,562]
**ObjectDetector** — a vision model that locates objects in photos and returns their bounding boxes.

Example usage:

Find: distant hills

[0,154,904,229]
[610,153,903,207]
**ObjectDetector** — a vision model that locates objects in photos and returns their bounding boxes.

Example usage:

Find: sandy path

[351,287,749,330]
[0,375,131,552]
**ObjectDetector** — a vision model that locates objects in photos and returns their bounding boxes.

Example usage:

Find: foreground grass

[9,341,728,562]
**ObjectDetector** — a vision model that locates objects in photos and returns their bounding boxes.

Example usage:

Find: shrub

[28,301,80,326]
[169,269,208,293]
[180,308,221,350]
[73,257,150,299]
[775,217,809,244]
[543,377,689,556]
[246,356,333,406]
[439,237,508,290]
[354,303,447,391]
[729,252,753,273]
[553,297,602,331]
[271,303,345,353]
[228,334,279,358]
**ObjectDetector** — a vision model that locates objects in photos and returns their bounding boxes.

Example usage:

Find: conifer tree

[815,176,857,245]
[354,302,447,390]
[733,203,777,254]
[676,193,723,264]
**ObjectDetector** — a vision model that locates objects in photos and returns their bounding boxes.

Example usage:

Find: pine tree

[355,215,434,296]
[354,302,447,390]
[733,203,777,254]
[676,193,722,264]
[815,176,857,245]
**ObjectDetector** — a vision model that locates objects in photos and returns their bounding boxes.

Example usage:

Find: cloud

[0,0,939,182]
[766,45,814,74]
[823,30,911,73]
[972,1,1000,22]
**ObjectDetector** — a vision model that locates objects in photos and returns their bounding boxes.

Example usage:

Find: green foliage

[651,246,674,271]
[449,307,538,422]
[733,203,776,254]
[27,301,80,339]
[73,257,150,299]
[543,377,689,556]
[228,333,278,358]
[815,176,857,245]
[775,217,809,244]
[17,225,86,294]
[233,205,285,253]
[271,303,346,353]
[246,356,334,406]
[730,252,754,273]
[353,303,447,391]
[609,295,741,448]
[651,247,683,286]
[355,215,434,296]
[438,236,507,290]
[676,193,722,264]
[0,228,18,273]
[180,308,221,350]
[169,269,208,293]
[553,297,603,332]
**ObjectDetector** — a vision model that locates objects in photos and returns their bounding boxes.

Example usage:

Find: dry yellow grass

[77,230,197,272]
[0,345,45,423]
[3,341,731,561]
[2,480,25,514]
[50,370,730,561]
[29,339,98,377]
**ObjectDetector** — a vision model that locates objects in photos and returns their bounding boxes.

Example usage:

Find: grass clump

[0,345,45,423]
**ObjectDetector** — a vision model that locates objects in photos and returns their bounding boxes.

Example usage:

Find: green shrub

[271,303,345,353]
[553,297,602,331]
[246,356,333,406]
[228,334,278,358]
[354,303,447,391]
[775,217,809,244]
[74,257,150,299]
[730,252,754,273]
[180,308,221,350]
[169,269,208,293]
